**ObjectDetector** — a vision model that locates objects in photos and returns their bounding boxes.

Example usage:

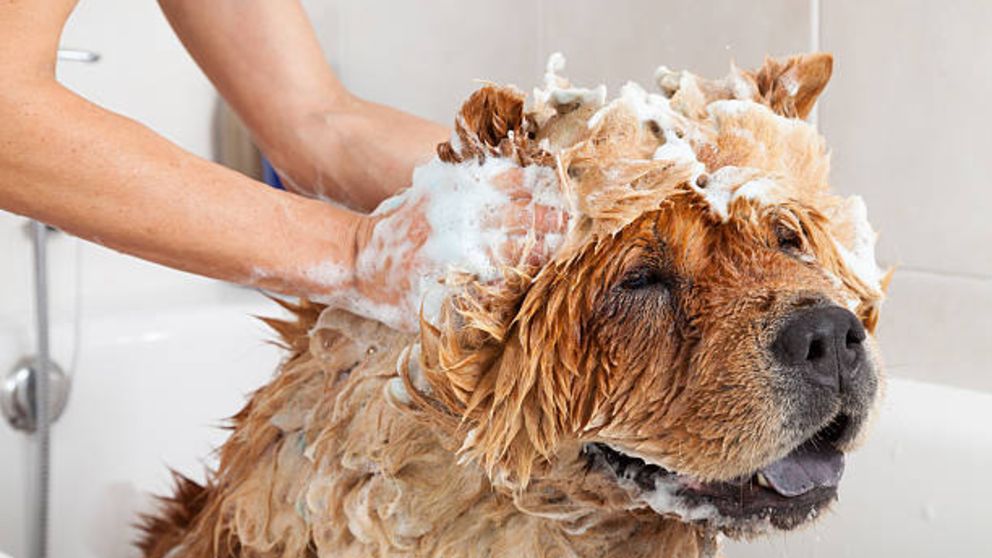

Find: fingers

[495,228,566,271]
[487,201,569,269]
[532,204,569,233]
[482,207,529,230]
[496,234,531,265]
[491,167,526,194]
[486,166,571,234]
[479,202,569,235]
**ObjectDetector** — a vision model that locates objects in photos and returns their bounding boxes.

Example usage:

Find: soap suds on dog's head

[534,52,607,109]
[832,196,884,291]
[301,52,883,336]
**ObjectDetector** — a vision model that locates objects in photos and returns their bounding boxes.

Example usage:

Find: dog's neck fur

[140,304,717,558]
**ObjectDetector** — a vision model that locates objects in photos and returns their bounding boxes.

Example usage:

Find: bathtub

[0,278,284,558]
[1,283,989,557]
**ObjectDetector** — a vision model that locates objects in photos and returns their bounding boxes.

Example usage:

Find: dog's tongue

[759,444,845,497]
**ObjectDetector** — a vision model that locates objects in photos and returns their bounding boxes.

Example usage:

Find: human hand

[327,159,570,332]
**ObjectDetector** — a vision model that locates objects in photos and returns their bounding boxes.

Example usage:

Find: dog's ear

[410,258,599,487]
[437,85,550,166]
[750,53,833,120]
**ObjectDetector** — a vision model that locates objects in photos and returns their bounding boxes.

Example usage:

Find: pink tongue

[760,444,845,497]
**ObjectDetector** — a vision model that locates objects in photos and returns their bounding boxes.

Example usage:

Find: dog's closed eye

[595,263,677,324]
[775,224,805,253]
[619,267,673,291]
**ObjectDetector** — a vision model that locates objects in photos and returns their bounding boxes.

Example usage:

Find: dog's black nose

[772,306,866,390]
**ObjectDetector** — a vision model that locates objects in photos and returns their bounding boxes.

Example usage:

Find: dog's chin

[582,414,852,536]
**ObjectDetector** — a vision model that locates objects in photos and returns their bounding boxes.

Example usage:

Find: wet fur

[139,54,885,558]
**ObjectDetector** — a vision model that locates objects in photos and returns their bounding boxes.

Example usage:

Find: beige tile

[875,269,992,393]
[820,0,992,276]
[333,0,541,124]
[539,0,811,93]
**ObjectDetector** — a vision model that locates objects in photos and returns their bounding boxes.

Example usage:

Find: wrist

[264,197,371,300]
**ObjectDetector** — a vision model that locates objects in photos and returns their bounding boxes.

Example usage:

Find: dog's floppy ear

[407,252,603,488]
[750,53,833,120]
[409,272,566,486]
[437,85,550,166]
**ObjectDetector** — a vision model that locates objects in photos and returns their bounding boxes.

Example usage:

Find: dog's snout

[772,306,866,390]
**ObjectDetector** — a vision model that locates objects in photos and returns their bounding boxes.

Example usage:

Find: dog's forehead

[619,196,795,277]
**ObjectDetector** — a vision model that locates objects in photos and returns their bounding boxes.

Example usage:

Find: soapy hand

[329,158,570,332]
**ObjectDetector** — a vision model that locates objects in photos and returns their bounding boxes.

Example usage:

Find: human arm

[157,0,449,211]
[0,0,365,297]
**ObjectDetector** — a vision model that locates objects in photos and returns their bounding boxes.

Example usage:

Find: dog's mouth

[583,414,851,533]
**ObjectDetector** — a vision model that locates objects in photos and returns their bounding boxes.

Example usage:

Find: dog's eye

[619,268,671,291]
[776,225,804,252]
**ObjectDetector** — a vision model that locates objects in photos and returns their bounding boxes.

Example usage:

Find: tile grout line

[885,265,992,283]
[808,0,821,127]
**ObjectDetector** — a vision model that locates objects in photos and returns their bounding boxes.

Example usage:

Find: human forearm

[0,79,364,297]
[283,99,451,210]
[157,0,348,156]
[158,0,448,211]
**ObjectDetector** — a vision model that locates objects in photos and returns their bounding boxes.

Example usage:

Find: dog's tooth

[756,472,771,488]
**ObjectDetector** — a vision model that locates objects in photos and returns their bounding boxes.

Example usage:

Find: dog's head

[402,53,886,537]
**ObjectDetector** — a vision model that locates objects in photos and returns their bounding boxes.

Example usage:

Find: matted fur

[140,54,886,558]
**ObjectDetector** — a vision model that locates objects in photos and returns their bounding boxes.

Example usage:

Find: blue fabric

[261,156,285,190]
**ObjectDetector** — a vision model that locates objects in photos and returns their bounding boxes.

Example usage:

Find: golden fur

[139,53,886,558]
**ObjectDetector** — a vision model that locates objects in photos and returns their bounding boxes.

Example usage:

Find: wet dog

[139,53,886,558]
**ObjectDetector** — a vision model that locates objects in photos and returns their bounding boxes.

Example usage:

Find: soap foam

[833,196,884,291]
[534,52,608,110]
[635,476,719,523]
[330,154,568,331]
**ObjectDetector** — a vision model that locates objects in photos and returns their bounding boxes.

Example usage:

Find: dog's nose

[772,306,866,390]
